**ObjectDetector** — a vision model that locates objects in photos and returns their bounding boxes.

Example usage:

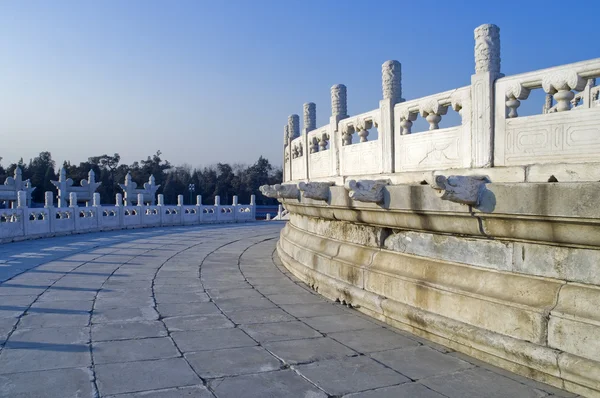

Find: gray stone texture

[0,223,573,397]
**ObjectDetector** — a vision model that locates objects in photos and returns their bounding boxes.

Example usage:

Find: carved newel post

[303,103,316,133]
[69,193,77,208]
[380,60,402,172]
[138,194,145,207]
[177,195,184,207]
[330,84,348,176]
[471,24,501,167]
[17,191,27,209]
[214,196,221,206]
[232,195,238,206]
[288,114,300,140]
[157,194,164,206]
[45,192,53,208]
[196,195,202,206]
[93,193,101,207]
[382,60,402,105]
[115,193,123,207]
[331,84,347,118]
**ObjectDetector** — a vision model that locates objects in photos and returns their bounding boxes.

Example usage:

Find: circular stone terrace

[0,223,574,398]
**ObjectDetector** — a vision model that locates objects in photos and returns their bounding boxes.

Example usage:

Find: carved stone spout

[344,179,390,204]
[274,184,300,199]
[298,182,334,201]
[259,184,300,200]
[259,185,278,198]
[432,175,490,206]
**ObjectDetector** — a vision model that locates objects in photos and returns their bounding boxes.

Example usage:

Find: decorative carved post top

[331,84,347,117]
[303,102,316,132]
[288,114,300,140]
[58,167,66,181]
[93,193,101,207]
[232,195,239,206]
[382,60,402,105]
[214,195,221,206]
[250,194,256,205]
[69,192,77,207]
[44,191,53,208]
[177,195,184,207]
[115,193,123,206]
[157,194,164,206]
[196,195,202,206]
[474,24,500,74]
[124,172,133,185]
[284,125,290,148]
[17,190,27,208]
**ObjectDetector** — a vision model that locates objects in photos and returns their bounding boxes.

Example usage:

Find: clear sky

[1,0,599,169]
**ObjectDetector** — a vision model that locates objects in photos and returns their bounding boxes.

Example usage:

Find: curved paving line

[149,230,282,397]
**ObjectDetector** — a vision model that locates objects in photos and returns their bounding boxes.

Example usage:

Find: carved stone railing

[281,23,600,184]
[0,192,256,243]
[394,86,471,172]
[494,59,600,167]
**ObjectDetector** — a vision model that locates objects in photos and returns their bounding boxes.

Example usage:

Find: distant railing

[281,24,600,182]
[0,190,256,242]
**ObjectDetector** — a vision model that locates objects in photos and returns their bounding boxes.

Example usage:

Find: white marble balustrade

[282,23,600,183]
[0,192,256,243]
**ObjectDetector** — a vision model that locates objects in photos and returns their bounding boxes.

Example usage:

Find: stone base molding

[277,210,600,397]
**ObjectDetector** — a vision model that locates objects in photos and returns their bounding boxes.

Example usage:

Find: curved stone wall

[276,183,600,397]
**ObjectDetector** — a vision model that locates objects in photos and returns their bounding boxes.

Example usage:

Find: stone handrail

[282,23,600,184]
[0,191,256,243]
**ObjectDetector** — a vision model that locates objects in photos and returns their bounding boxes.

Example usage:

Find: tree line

[0,151,282,206]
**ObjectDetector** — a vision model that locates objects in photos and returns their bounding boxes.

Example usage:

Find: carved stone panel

[503,109,600,165]
[396,127,463,172]
[341,141,381,176]
[309,151,333,179]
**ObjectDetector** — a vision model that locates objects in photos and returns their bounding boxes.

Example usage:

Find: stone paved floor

[0,223,578,397]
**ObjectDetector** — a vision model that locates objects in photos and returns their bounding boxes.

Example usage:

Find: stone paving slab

[0,223,579,397]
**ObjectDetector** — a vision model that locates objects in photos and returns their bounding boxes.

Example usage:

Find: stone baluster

[309,136,319,153]
[196,195,202,206]
[157,194,164,206]
[45,192,53,208]
[303,103,316,133]
[505,83,531,118]
[214,196,221,206]
[177,195,184,207]
[115,193,123,206]
[17,191,27,209]
[232,195,238,206]
[342,126,353,146]
[419,100,448,130]
[471,24,501,168]
[320,134,329,150]
[137,194,145,206]
[542,70,586,112]
[69,193,77,208]
[398,109,417,135]
[93,193,101,207]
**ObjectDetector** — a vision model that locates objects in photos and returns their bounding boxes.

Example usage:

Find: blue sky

[1,0,599,169]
